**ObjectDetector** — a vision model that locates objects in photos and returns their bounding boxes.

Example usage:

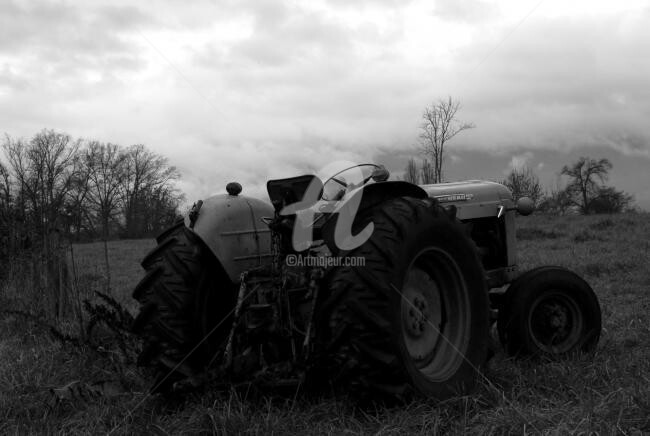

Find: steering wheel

[321,164,385,201]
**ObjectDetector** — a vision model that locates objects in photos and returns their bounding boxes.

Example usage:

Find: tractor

[131,163,601,400]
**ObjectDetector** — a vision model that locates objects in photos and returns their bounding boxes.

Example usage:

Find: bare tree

[419,96,474,183]
[0,162,11,217]
[0,162,14,257]
[420,159,436,184]
[403,158,438,185]
[561,157,612,214]
[0,162,10,206]
[120,144,181,238]
[502,165,543,205]
[137,184,183,234]
[2,130,79,318]
[404,158,419,184]
[537,186,571,215]
[3,131,79,234]
[84,141,127,292]
[85,142,126,236]
[65,154,92,240]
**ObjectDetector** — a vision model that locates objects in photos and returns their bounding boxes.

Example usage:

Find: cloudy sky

[1,0,649,208]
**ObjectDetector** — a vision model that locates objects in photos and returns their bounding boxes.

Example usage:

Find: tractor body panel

[420,180,514,220]
[187,193,274,282]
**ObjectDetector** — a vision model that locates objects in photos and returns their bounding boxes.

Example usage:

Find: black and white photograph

[1,0,648,434]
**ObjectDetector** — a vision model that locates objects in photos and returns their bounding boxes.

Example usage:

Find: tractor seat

[266,175,323,212]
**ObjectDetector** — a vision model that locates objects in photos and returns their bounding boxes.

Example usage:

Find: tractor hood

[420,180,513,220]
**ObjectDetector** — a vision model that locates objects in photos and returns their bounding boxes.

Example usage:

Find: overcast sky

[1,0,649,208]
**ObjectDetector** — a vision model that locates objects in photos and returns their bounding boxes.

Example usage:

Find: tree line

[498,156,634,214]
[0,129,183,255]
[540,157,633,214]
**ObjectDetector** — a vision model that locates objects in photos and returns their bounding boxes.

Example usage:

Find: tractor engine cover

[420,180,513,220]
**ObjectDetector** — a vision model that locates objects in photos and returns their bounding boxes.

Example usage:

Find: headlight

[516,197,535,216]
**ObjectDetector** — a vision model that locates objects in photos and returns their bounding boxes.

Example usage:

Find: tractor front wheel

[498,266,601,356]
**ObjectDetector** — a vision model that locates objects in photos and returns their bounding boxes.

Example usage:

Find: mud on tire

[316,197,490,401]
[131,224,237,392]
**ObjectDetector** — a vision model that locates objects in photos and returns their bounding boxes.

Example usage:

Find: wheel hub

[529,292,583,353]
[405,294,430,337]
[539,302,571,339]
[401,268,442,361]
[547,304,568,330]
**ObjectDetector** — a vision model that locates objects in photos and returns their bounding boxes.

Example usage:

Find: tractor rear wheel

[317,197,489,401]
[131,224,237,392]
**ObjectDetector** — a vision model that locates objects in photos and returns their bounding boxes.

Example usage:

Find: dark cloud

[603,133,650,159]
[0,1,152,54]
[0,1,77,51]
[220,6,388,69]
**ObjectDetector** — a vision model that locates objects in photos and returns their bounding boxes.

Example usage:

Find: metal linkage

[302,267,325,358]
[223,271,248,368]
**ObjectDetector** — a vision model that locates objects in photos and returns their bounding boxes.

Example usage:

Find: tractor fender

[186,193,274,283]
[321,181,427,252]
[354,180,428,211]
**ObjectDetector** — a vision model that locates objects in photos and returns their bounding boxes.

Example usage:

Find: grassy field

[69,239,157,313]
[1,213,649,434]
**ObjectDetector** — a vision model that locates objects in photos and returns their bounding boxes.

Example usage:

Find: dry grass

[69,239,156,313]
[1,213,649,434]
